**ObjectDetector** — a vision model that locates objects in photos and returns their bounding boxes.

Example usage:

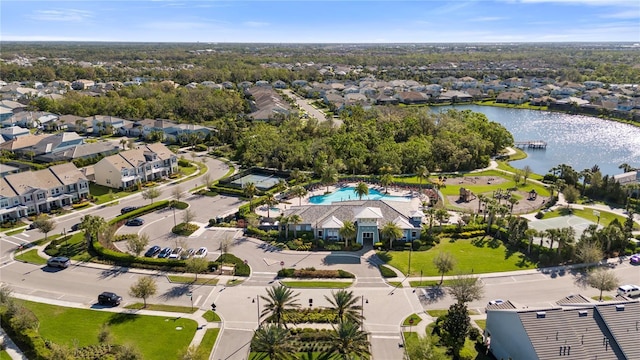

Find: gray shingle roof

[284,200,417,228]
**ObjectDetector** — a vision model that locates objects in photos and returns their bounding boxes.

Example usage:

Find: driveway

[281,89,342,126]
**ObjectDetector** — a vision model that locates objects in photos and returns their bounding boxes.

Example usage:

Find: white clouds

[139,21,211,30]
[470,16,505,22]
[29,9,93,22]
[601,10,640,19]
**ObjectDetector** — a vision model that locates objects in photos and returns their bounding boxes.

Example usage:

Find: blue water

[438,105,640,176]
[309,187,410,204]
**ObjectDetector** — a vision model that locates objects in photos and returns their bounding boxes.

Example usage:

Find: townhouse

[0,163,89,222]
[93,143,178,189]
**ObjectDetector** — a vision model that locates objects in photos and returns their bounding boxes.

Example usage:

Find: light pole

[172,203,177,228]
[360,297,368,330]
[253,296,261,325]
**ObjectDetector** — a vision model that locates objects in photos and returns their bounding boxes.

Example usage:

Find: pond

[438,105,640,176]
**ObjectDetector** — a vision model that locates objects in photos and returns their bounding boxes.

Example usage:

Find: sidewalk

[0,328,28,360]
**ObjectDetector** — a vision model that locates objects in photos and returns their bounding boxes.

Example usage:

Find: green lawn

[251,352,365,360]
[426,309,448,318]
[167,275,219,286]
[1,220,27,232]
[196,328,220,359]
[202,310,221,322]
[542,207,639,229]
[475,319,487,329]
[89,183,136,205]
[5,228,24,236]
[387,281,403,288]
[124,303,197,313]
[16,299,197,360]
[381,237,537,276]
[281,281,353,289]
[179,164,198,176]
[402,314,422,326]
[14,249,47,265]
[434,170,550,198]
[0,350,11,360]
[409,279,457,288]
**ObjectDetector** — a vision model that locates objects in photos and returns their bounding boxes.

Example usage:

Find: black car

[98,292,122,306]
[158,247,172,258]
[144,245,161,257]
[121,206,138,215]
[70,223,81,232]
[125,218,145,226]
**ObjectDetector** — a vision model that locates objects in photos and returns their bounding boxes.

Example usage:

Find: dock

[514,140,547,149]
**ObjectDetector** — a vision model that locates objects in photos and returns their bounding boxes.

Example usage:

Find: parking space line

[194,295,202,306]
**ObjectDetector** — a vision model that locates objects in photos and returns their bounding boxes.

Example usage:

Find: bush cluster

[277,267,354,279]
[454,230,486,239]
[172,222,199,236]
[71,202,90,209]
[281,308,338,324]
[216,253,250,276]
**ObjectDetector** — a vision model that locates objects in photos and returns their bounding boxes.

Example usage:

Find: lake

[438,105,640,177]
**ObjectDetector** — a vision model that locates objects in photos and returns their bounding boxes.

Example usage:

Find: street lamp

[172,203,177,228]
[360,297,368,330]
[253,296,261,324]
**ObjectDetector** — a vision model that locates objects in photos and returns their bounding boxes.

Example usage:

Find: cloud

[601,10,640,19]
[140,21,211,30]
[29,9,93,22]
[243,21,269,27]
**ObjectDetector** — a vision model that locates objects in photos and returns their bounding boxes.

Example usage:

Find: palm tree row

[253,285,370,359]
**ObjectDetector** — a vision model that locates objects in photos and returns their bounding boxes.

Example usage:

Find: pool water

[309,187,410,205]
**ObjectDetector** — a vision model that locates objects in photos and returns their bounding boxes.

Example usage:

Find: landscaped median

[277,267,355,288]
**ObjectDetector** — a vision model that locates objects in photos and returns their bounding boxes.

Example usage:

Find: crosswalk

[242,271,279,286]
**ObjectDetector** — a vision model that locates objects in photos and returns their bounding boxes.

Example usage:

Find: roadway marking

[194,295,202,306]
[0,261,16,269]
[1,238,22,246]
[252,272,277,275]
[370,335,401,339]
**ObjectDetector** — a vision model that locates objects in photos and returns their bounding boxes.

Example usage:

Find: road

[281,89,342,127]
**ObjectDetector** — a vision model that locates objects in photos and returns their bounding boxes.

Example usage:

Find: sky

[1,0,639,43]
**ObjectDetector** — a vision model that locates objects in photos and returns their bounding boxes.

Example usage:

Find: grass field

[542,207,639,229]
[167,275,219,286]
[402,314,422,326]
[0,350,11,360]
[281,281,353,289]
[5,228,24,236]
[16,299,197,360]
[89,183,136,205]
[202,310,221,322]
[124,303,197,313]
[381,237,537,276]
[196,328,219,359]
[475,320,487,329]
[387,281,403,288]
[434,170,550,198]
[409,279,457,288]
[14,249,47,265]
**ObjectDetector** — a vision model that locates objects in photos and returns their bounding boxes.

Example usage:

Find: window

[106,179,111,184]
[412,231,417,238]
[37,193,45,200]
[318,230,323,237]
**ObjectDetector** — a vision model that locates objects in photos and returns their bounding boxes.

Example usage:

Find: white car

[193,247,208,258]
[168,247,183,260]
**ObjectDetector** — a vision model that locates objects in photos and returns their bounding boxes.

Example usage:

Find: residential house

[93,143,178,189]
[0,126,30,141]
[395,91,429,105]
[246,86,291,121]
[90,115,129,135]
[0,163,89,221]
[496,91,529,104]
[57,114,86,132]
[486,299,640,360]
[36,141,120,163]
[71,79,95,90]
[438,90,473,103]
[283,200,422,245]
[613,170,639,185]
[0,134,51,154]
[16,132,84,158]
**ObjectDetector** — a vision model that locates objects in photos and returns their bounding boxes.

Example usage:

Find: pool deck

[254,182,429,218]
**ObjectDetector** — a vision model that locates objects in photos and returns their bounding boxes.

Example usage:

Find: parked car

[617,284,640,298]
[158,247,172,258]
[168,247,183,259]
[181,248,196,260]
[28,222,38,230]
[125,218,145,226]
[194,247,208,258]
[70,223,81,232]
[144,245,161,257]
[121,206,138,214]
[47,256,71,269]
[630,254,640,264]
[98,292,122,306]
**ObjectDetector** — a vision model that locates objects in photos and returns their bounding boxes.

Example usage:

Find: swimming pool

[309,187,410,205]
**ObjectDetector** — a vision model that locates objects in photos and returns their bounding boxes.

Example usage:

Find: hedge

[108,200,170,225]
[281,308,338,324]
[216,253,250,276]
[277,267,354,279]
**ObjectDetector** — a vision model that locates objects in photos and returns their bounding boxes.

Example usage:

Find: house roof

[0,134,50,151]
[48,163,88,185]
[354,207,383,219]
[0,177,18,198]
[322,215,344,229]
[4,167,61,194]
[284,200,415,229]
[392,216,414,229]
[494,301,640,360]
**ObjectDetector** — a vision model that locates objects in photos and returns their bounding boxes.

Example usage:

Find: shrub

[412,240,422,251]
[468,327,482,342]
[374,242,384,250]
[458,347,475,360]
[535,211,544,219]
[350,243,363,251]
[171,201,189,210]
[337,270,355,278]
[71,202,90,209]
[178,159,192,167]
[379,265,397,278]
[172,222,199,236]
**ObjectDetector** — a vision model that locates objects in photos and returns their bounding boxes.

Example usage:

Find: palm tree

[290,185,307,206]
[264,193,277,218]
[260,285,300,328]
[416,165,429,189]
[619,163,635,173]
[525,229,538,254]
[380,222,403,250]
[119,138,127,150]
[547,228,560,250]
[557,227,575,255]
[321,321,371,360]
[424,207,436,233]
[250,324,296,360]
[353,182,369,200]
[324,290,363,324]
[321,166,339,193]
[289,214,302,239]
[380,173,394,194]
[339,220,357,249]
[281,216,290,240]
[243,182,257,210]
